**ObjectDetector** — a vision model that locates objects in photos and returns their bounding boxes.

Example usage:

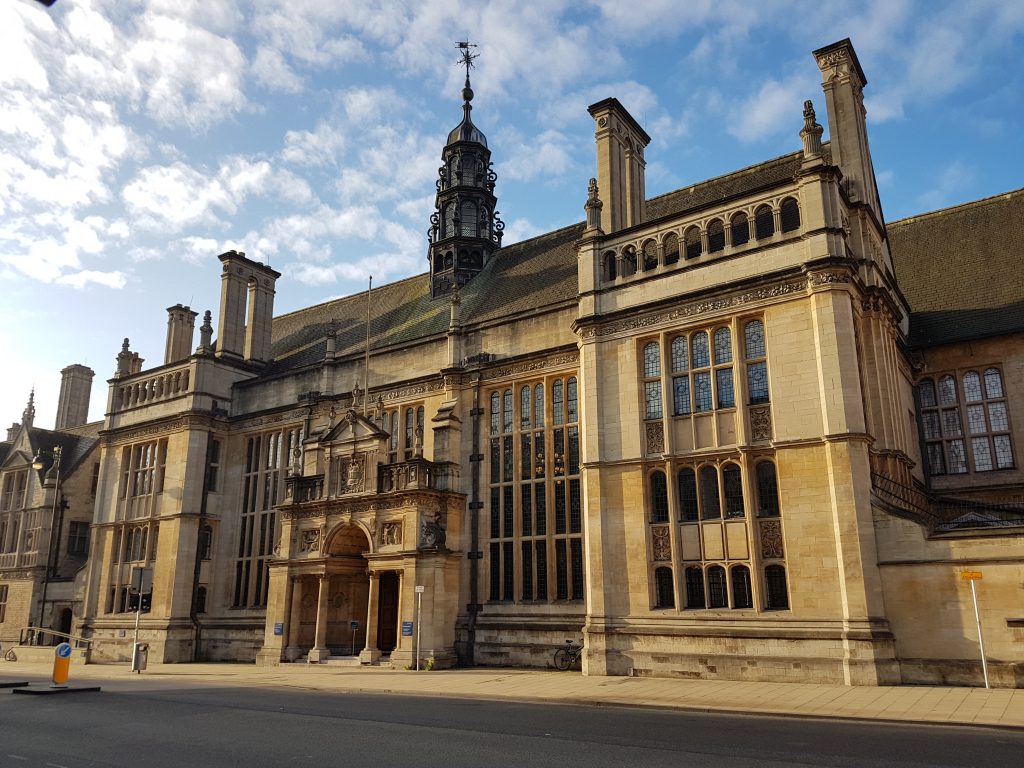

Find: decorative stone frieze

[651,526,671,561]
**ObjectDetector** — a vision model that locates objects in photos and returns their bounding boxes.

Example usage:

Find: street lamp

[31,445,63,642]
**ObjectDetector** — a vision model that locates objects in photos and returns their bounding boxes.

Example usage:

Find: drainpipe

[189,431,214,661]
[466,373,483,664]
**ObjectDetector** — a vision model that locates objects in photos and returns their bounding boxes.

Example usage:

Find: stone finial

[800,99,824,160]
[196,310,214,354]
[116,337,133,377]
[325,319,339,359]
[21,388,35,428]
[449,282,462,332]
[584,177,603,231]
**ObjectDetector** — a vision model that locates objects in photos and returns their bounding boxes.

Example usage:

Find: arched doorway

[323,525,371,655]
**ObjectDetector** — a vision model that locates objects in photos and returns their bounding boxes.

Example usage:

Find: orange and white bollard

[51,642,72,688]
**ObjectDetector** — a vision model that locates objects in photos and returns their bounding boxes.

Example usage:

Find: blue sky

[2,0,1023,429]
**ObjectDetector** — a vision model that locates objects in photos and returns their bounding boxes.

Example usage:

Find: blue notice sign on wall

[401,621,414,636]
[350,620,359,631]
[273,622,284,636]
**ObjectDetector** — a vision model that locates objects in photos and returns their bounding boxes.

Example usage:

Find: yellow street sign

[960,571,983,581]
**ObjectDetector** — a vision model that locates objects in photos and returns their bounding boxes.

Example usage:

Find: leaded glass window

[700,465,720,519]
[678,468,699,521]
[650,471,669,523]
[730,212,749,246]
[707,219,725,253]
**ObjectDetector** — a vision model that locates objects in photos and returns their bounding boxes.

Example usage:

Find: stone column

[285,576,304,661]
[359,572,381,664]
[307,574,331,663]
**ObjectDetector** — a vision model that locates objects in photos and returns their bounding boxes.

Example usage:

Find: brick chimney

[587,98,651,235]
[55,364,94,429]
[216,250,281,363]
[164,304,198,365]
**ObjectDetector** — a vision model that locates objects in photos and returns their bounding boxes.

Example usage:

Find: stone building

[4,38,1022,686]
[0,370,100,648]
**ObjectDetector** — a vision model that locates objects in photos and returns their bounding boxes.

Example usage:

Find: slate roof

[0,424,98,481]
[889,188,1024,348]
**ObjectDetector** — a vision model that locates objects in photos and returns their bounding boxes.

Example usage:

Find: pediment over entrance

[319,408,388,451]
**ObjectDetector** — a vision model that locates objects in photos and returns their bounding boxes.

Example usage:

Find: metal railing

[16,626,92,650]
[871,471,1024,532]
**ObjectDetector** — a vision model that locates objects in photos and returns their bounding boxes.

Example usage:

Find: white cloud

[252,46,304,93]
[728,73,817,142]
[917,160,976,211]
[501,218,544,246]
[282,121,347,167]
[501,129,574,182]
[56,269,128,290]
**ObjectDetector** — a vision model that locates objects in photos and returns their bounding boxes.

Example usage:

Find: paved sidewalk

[4,658,1023,729]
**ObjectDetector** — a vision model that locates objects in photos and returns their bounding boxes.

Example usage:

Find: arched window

[534,384,545,427]
[938,374,957,405]
[603,251,617,281]
[700,465,720,519]
[671,336,690,416]
[684,226,702,259]
[918,379,937,408]
[654,566,675,608]
[404,407,415,458]
[643,342,661,378]
[685,566,705,608]
[730,212,749,246]
[552,380,564,426]
[678,468,698,521]
[707,219,725,253]
[780,197,800,232]
[663,232,679,265]
[731,566,753,608]
[195,585,208,614]
[755,204,775,239]
[745,319,769,405]
[765,565,789,609]
[567,377,578,423]
[621,246,637,276]
[502,389,513,434]
[642,239,658,271]
[984,368,1004,398]
[692,332,712,412]
[443,202,456,238]
[756,462,780,516]
[199,525,213,560]
[490,392,501,435]
[692,331,710,368]
[520,386,532,430]
[713,328,732,364]
[723,463,744,518]
[707,565,727,608]
[461,201,477,236]
[963,372,982,402]
[643,343,662,420]
[443,251,453,270]
[650,471,669,522]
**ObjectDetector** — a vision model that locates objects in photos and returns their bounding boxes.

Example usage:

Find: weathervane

[455,40,479,79]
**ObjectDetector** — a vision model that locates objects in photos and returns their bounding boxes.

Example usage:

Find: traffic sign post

[51,642,72,688]
[415,585,425,671]
[961,570,989,689]
[350,620,359,657]
[131,566,153,674]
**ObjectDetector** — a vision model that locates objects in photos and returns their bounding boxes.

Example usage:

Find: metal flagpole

[364,276,372,415]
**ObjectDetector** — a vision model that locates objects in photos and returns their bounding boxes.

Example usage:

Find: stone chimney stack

[587,98,651,235]
[55,364,94,429]
[216,250,281,363]
[164,304,198,365]
[813,39,883,219]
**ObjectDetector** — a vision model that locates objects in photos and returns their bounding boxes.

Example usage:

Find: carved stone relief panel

[750,406,772,442]
[651,525,671,562]
[299,528,321,553]
[380,521,403,547]
[645,422,665,455]
[760,520,784,559]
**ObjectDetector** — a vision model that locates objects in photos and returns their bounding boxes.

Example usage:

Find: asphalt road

[2,681,1022,768]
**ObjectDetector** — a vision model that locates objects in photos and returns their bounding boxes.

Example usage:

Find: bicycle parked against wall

[553,639,582,671]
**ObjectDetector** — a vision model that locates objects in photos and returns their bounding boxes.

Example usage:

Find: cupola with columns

[428,42,504,299]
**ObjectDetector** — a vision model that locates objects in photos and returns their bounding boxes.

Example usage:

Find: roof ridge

[645,147,808,206]
[888,187,1024,228]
